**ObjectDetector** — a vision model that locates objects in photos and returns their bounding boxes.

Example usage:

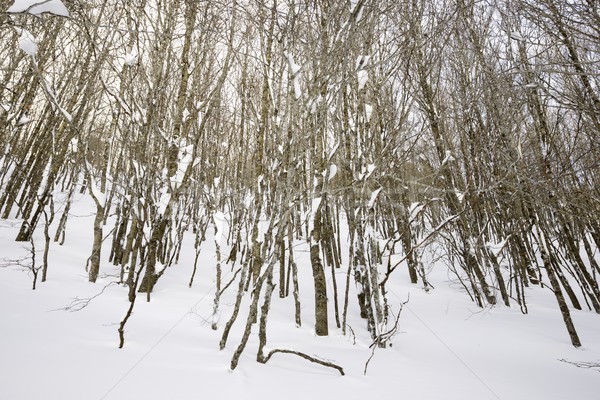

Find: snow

[364,103,373,123]
[350,0,364,21]
[17,28,38,57]
[309,95,322,114]
[0,197,599,400]
[157,189,171,216]
[286,53,302,99]
[86,163,106,207]
[360,163,375,180]
[357,70,368,91]
[409,202,425,222]
[39,77,73,122]
[356,55,370,69]
[368,187,382,208]
[441,150,455,165]
[124,52,138,67]
[171,143,194,188]
[17,114,32,125]
[486,237,509,258]
[510,32,524,41]
[37,159,52,198]
[328,164,337,182]
[8,0,70,16]
[308,196,322,233]
[327,141,339,161]
[455,189,465,203]
[293,77,301,100]
[286,53,301,76]
[69,137,78,153]
[213,210,225,245]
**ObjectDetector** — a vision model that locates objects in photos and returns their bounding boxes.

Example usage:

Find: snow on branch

[7,0,69,17]
[17,28,37,56]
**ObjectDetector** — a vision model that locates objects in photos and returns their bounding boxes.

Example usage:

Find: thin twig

[559,359,600,373]
[51,281,118,312]
[364,295,409,375]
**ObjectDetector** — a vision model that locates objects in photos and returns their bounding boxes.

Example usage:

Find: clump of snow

[441,150,455,165]
[454,189,465,203]
[213,210,225,246]
[17,28,38,57]
[365,104,373,123]
[309,95,322,114]
[157,189,171,216]
[359,163,376,180]
[308,196,322,234]
[357,70,368,91]
[17,114,32,125]
[293,77,301,99]
[328,164,337,182]
[37,159,52,198]
[287,53,301,76]
[368,187,382,208]
[286,53,302,99]
[124,52,138,67]
[8,0,69,16]
[171,142,194,189]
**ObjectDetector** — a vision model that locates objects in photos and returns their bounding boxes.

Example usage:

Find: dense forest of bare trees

[1,0,598,368]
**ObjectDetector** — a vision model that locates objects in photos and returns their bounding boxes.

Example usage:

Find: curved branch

[260,348,345,376]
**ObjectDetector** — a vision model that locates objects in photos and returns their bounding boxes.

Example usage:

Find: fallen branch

[52,281,118,312]
[559,359,600,373]
[261,348,345,376]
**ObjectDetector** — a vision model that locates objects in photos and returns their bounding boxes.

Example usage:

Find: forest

[1,0,599,381]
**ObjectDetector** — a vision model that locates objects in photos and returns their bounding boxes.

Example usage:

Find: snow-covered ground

[1,194,599,400]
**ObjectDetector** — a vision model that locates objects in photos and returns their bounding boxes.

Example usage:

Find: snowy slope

[0,195,599,400]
